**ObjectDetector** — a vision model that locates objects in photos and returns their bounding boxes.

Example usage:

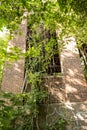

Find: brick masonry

[1,16,27,93]
[60,38,87,102]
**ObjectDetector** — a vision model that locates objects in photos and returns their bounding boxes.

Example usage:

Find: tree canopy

[0,0,87,41]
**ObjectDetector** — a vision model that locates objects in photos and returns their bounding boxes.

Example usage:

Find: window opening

[45,31,61,75]
[25,27,61,75]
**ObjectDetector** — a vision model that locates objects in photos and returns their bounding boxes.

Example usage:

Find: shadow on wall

[61,49,87,102]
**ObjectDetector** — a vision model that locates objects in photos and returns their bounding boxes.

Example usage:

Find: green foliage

[0,92,33,130]
[0,0,24,31]
[0,34,9,85]
[0,0,87,43]
[0,88,47,130]
[71,0,87,15]
[0,0,87,129]
[46,117,67,130]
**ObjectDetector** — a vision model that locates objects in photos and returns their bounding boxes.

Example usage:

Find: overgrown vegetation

[0,29,9,85]
[46,117,68,130]
[0,0,87,129]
